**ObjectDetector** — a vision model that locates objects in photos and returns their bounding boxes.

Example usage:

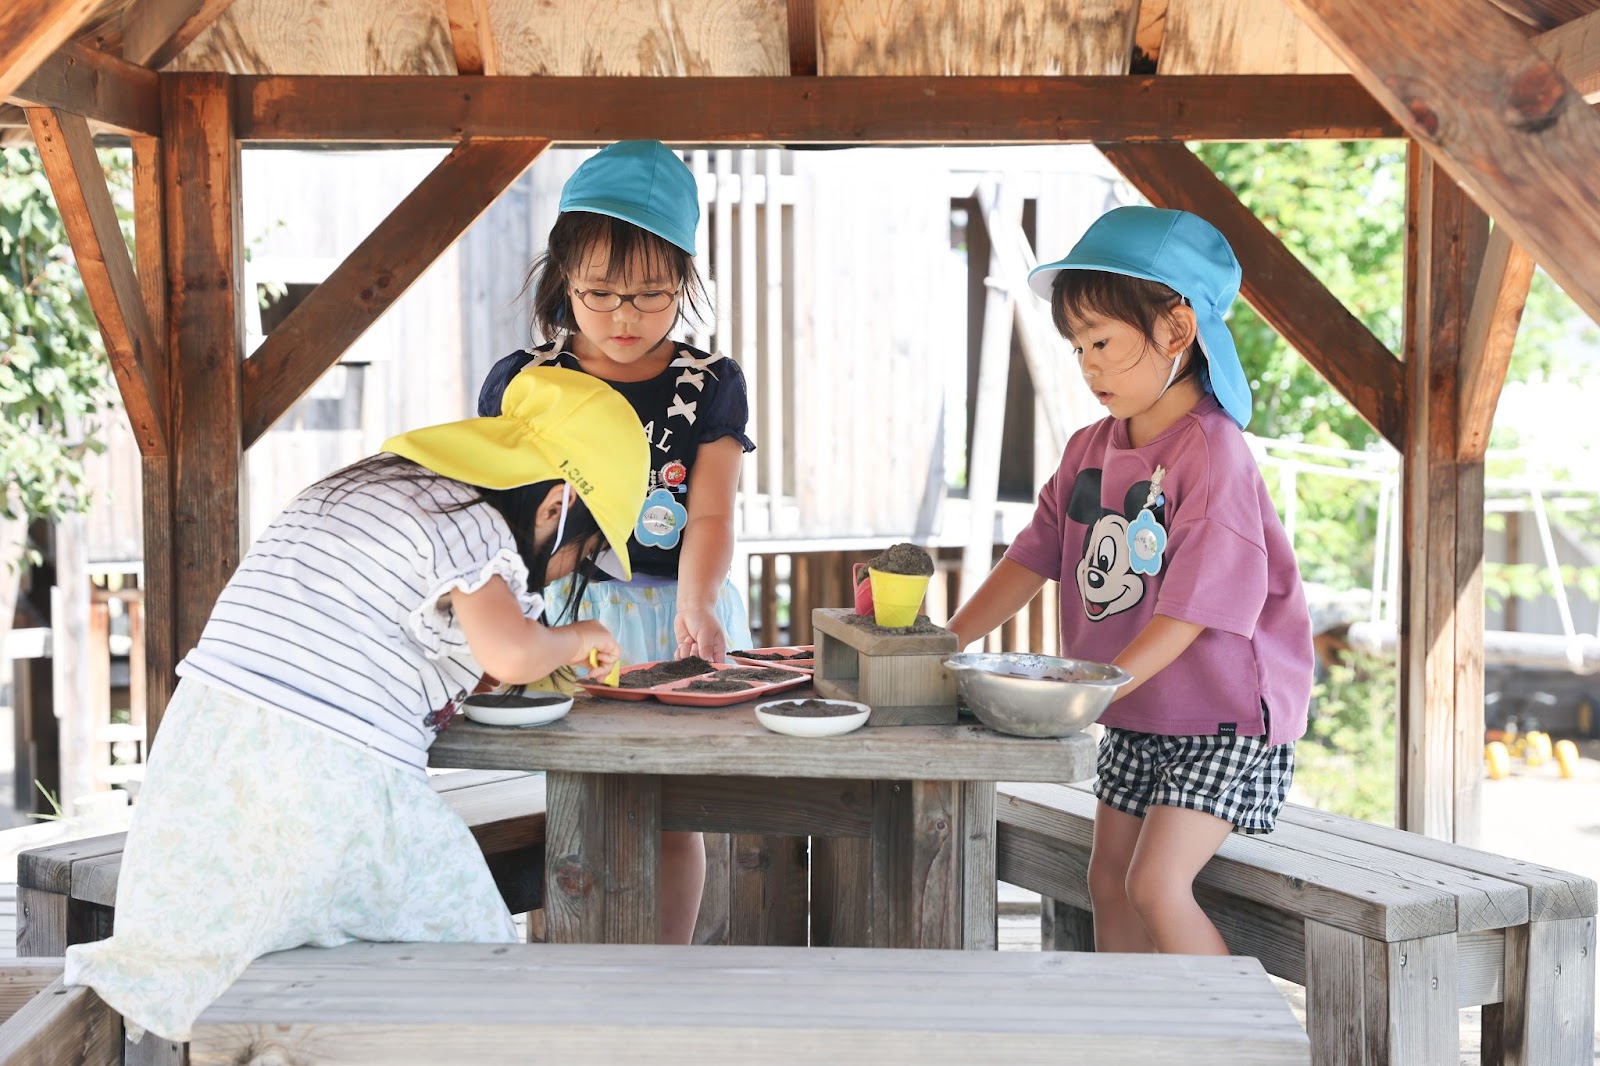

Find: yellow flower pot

[868,568,930,628]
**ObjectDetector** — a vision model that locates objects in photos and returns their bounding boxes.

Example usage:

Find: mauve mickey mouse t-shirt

[1006,395,1313,745]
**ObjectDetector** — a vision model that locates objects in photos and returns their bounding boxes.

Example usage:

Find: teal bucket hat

[559,141,699,256]
[1028,206,1251,430]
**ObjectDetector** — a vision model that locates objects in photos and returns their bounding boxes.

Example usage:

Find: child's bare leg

[1124,804,1233,955]
[658,830,706,945]
[1087,803,1156,952]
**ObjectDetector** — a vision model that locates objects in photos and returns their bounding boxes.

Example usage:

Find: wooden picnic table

[429,685,1096,949]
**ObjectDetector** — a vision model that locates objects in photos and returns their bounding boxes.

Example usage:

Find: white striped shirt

[177,465,543,774]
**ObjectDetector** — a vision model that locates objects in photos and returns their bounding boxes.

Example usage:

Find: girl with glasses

[478,141,755,945]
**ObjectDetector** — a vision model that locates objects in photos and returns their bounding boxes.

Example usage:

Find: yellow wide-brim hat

[382,366,648,579]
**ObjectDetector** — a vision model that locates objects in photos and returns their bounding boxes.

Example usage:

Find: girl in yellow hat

[64,366,649,1044]
[479,141,754,944]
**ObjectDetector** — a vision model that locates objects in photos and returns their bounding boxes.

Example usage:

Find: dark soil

[680,678,755,693]
[718,667,805,684]
[617,656,717,689]
[730,649,814,662]
[843,611,947,636]
[465,693,570,709]
[766,699,863,718]
[856,543,934,586]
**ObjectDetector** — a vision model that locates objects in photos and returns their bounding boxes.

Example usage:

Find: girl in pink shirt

[948,207,1313,956]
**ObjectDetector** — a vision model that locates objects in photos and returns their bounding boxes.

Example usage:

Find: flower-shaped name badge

[1127,507,1167,576]
[636,487,687,550]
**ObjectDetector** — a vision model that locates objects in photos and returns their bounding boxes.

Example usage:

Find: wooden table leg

[544,771,660,944]
[881,780,960,950]
[814,779,999,950]
[961,781,998,950]
[1484,916,1596,1066]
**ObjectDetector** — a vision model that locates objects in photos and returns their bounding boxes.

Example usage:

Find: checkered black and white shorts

[1094,726,1296,834]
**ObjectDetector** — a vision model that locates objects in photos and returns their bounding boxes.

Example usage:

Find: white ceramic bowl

[462,693,573,728]
[754,698,870,738]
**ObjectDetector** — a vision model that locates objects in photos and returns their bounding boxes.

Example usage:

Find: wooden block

[811,607,957,655]
[812,608,959,726]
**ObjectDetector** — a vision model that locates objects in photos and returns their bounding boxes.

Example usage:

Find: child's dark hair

[526,213,708,342]
[318,455,602,622]
[1051,270,1209,391]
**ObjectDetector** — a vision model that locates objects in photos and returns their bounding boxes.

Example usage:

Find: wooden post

[50,514,92,812]
[958,179,1020,610]
[151,73,245,740]
[131,133,175,739]
[1399,148,1489,843]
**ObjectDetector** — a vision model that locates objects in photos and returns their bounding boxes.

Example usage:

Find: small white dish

[754,698,870,738]
[463,693,573,728]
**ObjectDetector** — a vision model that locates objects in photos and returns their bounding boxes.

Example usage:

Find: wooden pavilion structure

[4,0,1600,845]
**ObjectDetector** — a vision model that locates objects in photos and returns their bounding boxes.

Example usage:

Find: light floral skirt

[64,678,517,1043]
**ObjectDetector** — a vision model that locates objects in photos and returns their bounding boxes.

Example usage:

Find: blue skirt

[546,573,753,665]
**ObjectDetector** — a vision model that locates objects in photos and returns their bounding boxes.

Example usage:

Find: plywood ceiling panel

[817,0,1139,76]
[169,0,454,74]
[1160,0,1346,75]
[491,0,787,76]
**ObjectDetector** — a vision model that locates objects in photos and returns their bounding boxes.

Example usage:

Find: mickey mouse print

[1066,469,1165,623]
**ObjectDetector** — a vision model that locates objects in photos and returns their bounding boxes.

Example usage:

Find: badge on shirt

[1127,465,1168,576]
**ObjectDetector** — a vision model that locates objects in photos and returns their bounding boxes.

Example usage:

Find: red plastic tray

[728,645,816,673]
[578,661,809,706]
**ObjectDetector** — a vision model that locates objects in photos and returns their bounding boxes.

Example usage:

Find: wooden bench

[188,941,1311,1064]
[0,960,119,1066]
[15,770,547,957]
[995,781,1598,1066]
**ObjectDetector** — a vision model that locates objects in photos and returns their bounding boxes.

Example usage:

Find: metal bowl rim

[943,652,1130,687]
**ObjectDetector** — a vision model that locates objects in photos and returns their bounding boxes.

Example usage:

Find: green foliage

[1294,654,1398,826]
[1194,140,1409,450]
[0,146,126,532]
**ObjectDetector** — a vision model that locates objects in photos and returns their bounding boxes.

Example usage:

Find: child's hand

[674,608,727,663]
[564,620,621,676]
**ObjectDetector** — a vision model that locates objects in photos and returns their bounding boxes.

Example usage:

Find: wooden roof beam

[120,0,238,70]
[234,74,1400,143]
[8,38,160,135]
[1098,142,1405,449]
[1134,0,1169,71]
[24,107,168,455]
[240,138,549,447]
[0,0,100,102]
[1535,7,1600,99]
[1287,0,1600,329]
[444,0,499,76]
[1457,225,1535,461]
[787,0,819,77]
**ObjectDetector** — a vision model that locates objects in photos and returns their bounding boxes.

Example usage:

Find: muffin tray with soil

[728,645,816,672]
[578,657,810,707]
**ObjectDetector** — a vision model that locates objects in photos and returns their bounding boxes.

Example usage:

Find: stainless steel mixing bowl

[944,652,1131,738]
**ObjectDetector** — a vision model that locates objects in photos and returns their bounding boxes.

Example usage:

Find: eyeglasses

[571,286,680,314]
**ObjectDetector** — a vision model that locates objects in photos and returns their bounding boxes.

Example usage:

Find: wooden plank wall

[167,0,787,75]
[816,0,1139,75]
[160,0,1347,77]
[1159,0,1347,74]
[789,149,948,538]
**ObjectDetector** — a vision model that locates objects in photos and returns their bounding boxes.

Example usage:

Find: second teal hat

[559,141,699,256]
[1028,206,1251,430]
